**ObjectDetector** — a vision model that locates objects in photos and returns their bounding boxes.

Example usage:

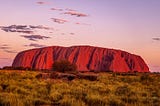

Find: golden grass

[0,70,159,106]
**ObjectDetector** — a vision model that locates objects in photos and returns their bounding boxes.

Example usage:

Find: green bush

[52,60,77,73]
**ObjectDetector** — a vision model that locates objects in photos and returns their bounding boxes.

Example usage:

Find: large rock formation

[12,46,149,72]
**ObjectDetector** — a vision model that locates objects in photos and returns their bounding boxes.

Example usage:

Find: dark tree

[52,60,77,73]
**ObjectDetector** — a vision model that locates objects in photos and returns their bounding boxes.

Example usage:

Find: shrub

[78,74,98,81]
[14,67,32,71]
[108,99,124,106]
[2,66,33,71]
[2,66,14,70]
[140,74,153,82]
[121,96,138,104]
[115,85,130,96]
[52,60,77,73]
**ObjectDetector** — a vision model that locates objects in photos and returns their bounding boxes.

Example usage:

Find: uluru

[12,45,149,72]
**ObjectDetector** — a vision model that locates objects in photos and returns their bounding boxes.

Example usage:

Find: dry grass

[0,70,160,106]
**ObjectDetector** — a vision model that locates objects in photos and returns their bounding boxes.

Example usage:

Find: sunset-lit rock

[12,46,149,72]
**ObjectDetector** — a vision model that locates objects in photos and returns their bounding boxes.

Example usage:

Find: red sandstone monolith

[12,46,149,72]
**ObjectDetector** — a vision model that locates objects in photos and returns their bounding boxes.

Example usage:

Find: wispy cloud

[0,44,17,54]
[64,11,88,17]
[51,18,68,24]
[24,43,46,48]
[65,8,77,12]
[1,44,9,46]
[75,22,91,26]
[4,50,17,53]
[50,7,77,12]
[153,37,160,41]
[60,32,75,35]
[0,46,10,50]
[0,25,33,34]
[50,8,63,11]
[0,25,53,34]
[36,1,45,5]
[20,35,51,41]
[29,25,53,30]
[70,33,75,35]
[0,44,11,50]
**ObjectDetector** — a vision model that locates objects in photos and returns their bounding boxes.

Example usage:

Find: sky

[0,0,160,72]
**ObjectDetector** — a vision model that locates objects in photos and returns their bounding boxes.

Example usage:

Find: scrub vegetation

[0,69,160,106]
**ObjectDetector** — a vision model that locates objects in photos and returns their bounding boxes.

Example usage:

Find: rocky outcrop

[12,46,149,72]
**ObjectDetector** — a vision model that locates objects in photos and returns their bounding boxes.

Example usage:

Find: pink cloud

[65,8,77,12]
[24,43,46,48]
[50,8,63,11]
[36,1,45,5]
[75,22,91,26]
[21,35,51,41]
[153,37,160,41]
[64,11,88,17]
[51,18,68,24]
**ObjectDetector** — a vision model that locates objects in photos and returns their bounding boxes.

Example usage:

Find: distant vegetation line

[0,66,152,74]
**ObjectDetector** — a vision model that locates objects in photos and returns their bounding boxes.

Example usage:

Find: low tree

[52,60,77,73]
[2,66,14,70]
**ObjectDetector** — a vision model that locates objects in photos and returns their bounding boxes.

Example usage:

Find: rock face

[12,46,149,72]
